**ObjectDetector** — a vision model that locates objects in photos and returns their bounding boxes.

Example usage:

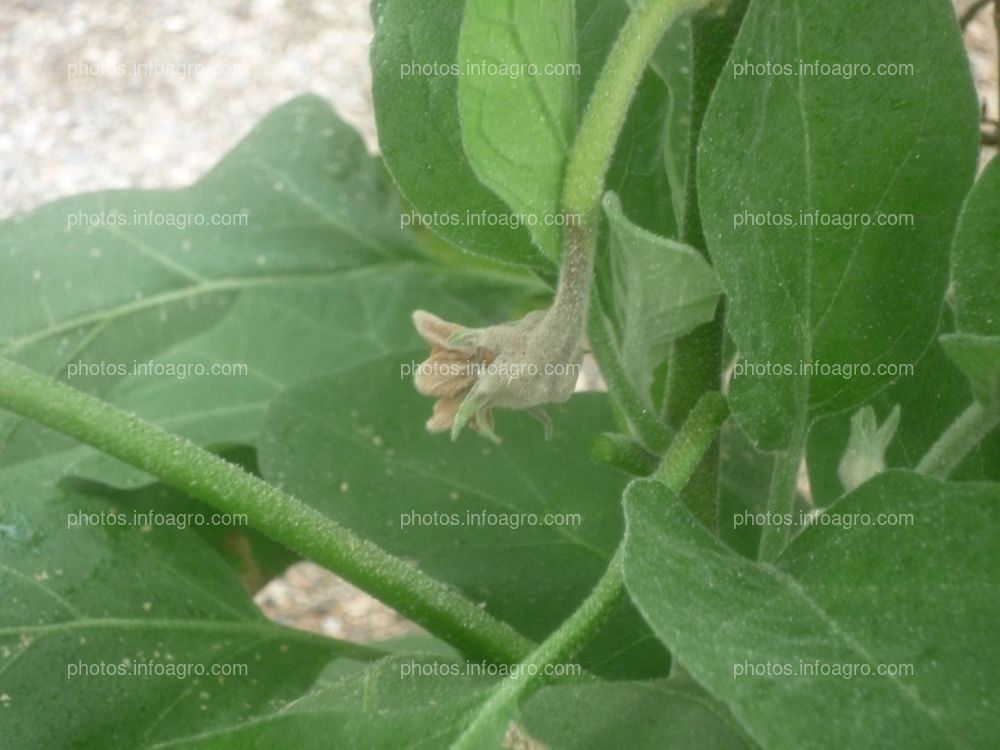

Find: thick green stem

[0,356,534,664]
[917,401,1000,478]
[664,2,749,524]
[655,390,730,494]
[664,312,724,526]
[757,418,807,561]
[561,0,705,222]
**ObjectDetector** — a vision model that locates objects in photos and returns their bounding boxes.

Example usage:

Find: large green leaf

[0,95,408,469]
[0,95,536,487]
[457,0,576,260]
[371,0,547,268]
[258,358,669,677]
[0,471,375,749]
[697,0,980,449]
[623,472,1000,749]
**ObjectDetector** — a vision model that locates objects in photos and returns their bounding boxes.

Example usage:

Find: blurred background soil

[1,0,996,644]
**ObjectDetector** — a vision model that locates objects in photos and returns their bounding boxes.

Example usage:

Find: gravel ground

[2,0,997,645]
[0,0,377,220]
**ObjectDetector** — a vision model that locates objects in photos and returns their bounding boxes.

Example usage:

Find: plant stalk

[452,388,726,748]
[0,355,534,664]
[452,545,626,749]
[916,400,1000,478]
[664,2,749,527]
[561,0,705,224]
[562,0,703,453]
[655,390,730,493]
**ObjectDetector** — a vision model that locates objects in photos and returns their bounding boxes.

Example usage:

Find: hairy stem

[452,545,626,749]
[0,356,534,664]
[453,388,727,748]
[664,2,748,526]
[562,0,704,449]
[655,391,730,493]
[561,0,706,223]
[757,417,807,561]
[917,400,1000,478]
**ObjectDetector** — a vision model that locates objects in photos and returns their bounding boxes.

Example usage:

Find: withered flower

[412,225,592,442]
[411,302,583,442]
[412,310,499,440]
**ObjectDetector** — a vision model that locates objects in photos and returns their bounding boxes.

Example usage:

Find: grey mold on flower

[413,226,592,442]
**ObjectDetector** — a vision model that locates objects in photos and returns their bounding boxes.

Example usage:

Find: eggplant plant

[1,0,998,747]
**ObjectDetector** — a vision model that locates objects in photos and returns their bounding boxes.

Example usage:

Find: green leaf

[521,678,754,749]
[0,472,375,749]
[951,157,1000,337]
[457,0,577,260]
[718,419,774,558]
[623,472,1000,749]
[75,264,531,487]
[0,95,536,487]
[258,357,669,678]
[678,0,750,246]
[133,655,496,749]
[0,95,409,471]
[604,191,720,402]
[71,448,301,593]
[697,0,980,449]
[372,0,548,268]
[940,334,1000,409]
[605,68,680,240]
